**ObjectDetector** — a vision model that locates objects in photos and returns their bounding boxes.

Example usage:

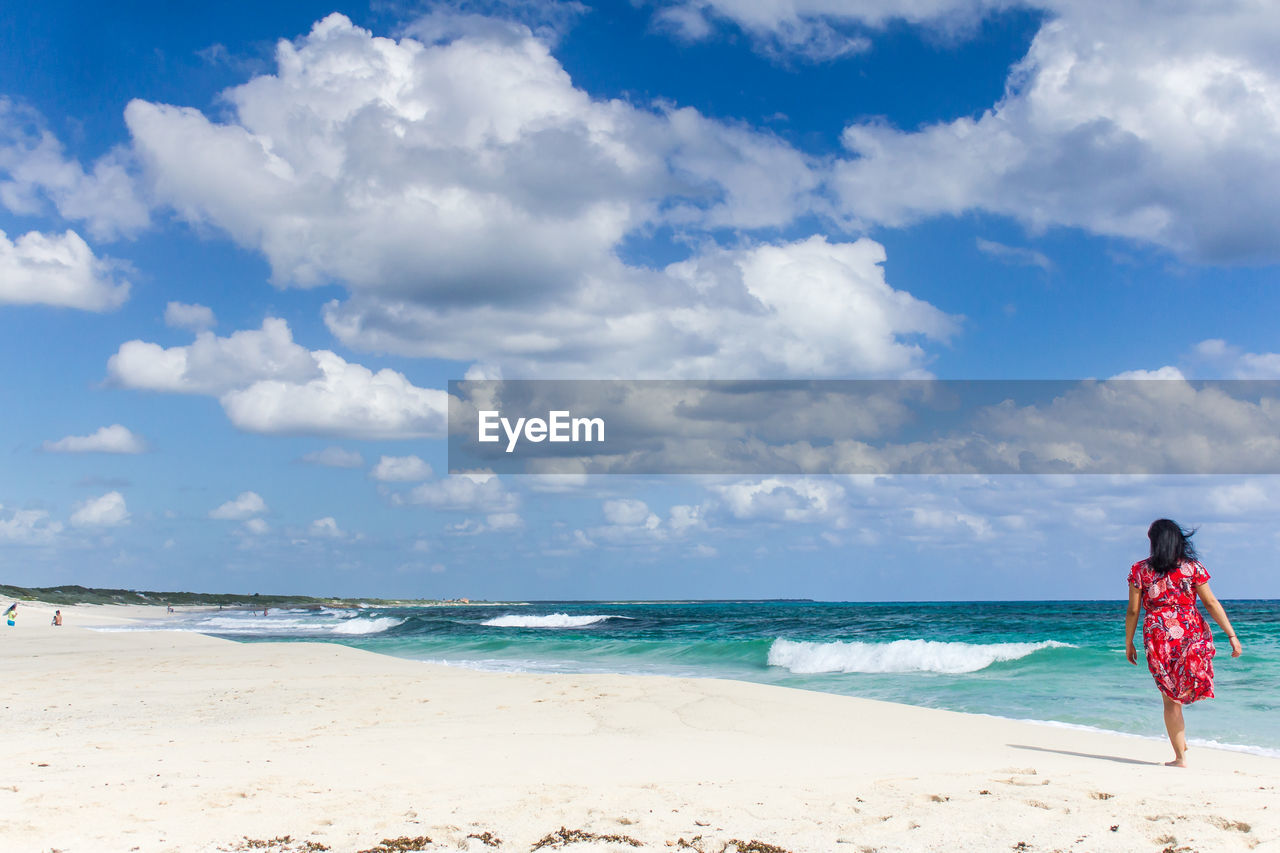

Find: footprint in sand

[1204,816,1251,833]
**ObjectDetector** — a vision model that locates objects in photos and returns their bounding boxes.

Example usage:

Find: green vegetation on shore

[0,583,453,608]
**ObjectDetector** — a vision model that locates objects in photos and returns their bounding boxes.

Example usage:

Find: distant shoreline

[0,582,501,608]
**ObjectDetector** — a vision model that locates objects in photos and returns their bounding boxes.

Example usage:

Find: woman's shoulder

[1178,559,1210,579]
[1127,559,1149,585]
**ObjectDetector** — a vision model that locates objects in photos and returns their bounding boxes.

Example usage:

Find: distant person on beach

[51,610,62,627]
[1125,519,1242,767]
[5,602,16,627]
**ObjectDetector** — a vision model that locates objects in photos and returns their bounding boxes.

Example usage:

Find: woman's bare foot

[1165,758,1186,767]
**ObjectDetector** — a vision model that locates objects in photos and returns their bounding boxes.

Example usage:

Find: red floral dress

[1128,559,1216,703]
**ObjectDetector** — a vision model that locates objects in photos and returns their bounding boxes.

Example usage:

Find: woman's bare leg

[1162,694,1187,766]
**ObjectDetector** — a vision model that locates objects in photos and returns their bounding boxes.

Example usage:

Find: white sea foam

[481,613,629,628]
[1187,737,1280,759]
[419,657,553,673]
[414,657,699,678]
[767,637,1072,675]
[329,616,404,634]
[997,716,1280,759]
[91,613,404,636]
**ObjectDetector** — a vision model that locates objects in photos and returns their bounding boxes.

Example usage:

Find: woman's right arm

[1125,584,1141,665]
[1195,582,1243,657]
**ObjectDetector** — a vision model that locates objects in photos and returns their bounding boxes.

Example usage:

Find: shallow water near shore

[107,599,1280,755]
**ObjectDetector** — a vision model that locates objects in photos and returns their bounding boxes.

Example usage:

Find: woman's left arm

[1125,584,1141,665]
[1196,582,1243,658]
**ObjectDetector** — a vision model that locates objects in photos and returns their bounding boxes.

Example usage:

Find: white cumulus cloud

[832,2,1280,262]
[107,318,448,438]
[164,301,217,331]
[1109,367,1186,381]
[603,498,658,528]
[446,511,524,535]
[42,424,148,454]
[117,14,954,379]
[713,477,848,524]
[485,512,524,531]
[107,317,319,395]
[308,516,345,538]
[210,491,267,520]
[327,235,956,377]
[371,455,435,482]
[1190,339,1280,379]
[0,99,151,241]
[0,506,63,544]
[220,351,447,439]
[649,0,1011,61]
[122,12,827,298]
[70,491,130,527]
[124,14,663,298]
[0,229,130,311]
[243,517,270,535]
[401,472,518,513]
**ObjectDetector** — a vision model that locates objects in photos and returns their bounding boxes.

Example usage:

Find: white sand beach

[2,602,1276,853]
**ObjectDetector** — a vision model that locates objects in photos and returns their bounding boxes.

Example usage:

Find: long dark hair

[1147,519,1198,574]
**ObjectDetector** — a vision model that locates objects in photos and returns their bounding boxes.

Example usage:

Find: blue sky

[2,0,1279,600]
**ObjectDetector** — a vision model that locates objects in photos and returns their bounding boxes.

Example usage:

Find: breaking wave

[767,638,1073,675]
[481,613,631,629]
[92,613,404,637]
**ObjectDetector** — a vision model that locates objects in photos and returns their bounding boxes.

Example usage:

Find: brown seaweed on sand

[229,838,330,852]
[721,841,793,853]
[468,830,503,847]
[356,836,433,853]
[532,826,644,849]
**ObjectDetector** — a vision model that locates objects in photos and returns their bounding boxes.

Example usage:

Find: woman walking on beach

[1125,519,1242,767]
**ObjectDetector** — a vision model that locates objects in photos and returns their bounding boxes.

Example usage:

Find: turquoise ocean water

[113,600,1280,755]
